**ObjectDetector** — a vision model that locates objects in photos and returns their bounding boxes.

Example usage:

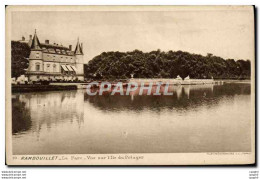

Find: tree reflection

[12,97,32,134]
[84,83,250,112]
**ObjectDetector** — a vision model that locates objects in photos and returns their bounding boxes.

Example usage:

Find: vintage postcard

[5,5,255,165]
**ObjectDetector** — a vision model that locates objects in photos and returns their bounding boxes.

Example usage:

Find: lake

[12,82,251,154]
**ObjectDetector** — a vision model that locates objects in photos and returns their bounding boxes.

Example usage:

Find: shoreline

[11,79,251,93]
[12,84,77,93]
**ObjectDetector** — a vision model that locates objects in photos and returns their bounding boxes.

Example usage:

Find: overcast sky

[11,8,254,63]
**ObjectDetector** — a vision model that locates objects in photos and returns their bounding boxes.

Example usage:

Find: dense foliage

[84,50,251,80]
[11,41,30,78]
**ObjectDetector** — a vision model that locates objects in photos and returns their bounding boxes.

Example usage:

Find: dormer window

[56,49,61,54]
[48,48,55,53]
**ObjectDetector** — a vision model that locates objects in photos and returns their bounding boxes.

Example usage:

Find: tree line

[11,41,251,80]
[84,49,251,80]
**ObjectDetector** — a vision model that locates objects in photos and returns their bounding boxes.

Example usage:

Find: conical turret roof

[79,43,83,54]
[30,29,41,50]
[74,38,83,55]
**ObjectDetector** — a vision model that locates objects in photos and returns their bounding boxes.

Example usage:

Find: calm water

[12,83,251,154]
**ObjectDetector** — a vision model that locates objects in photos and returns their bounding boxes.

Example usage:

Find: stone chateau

[22,30,85,82]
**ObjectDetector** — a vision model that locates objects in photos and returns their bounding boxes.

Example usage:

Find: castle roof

[20,30,82,56]
[74,38,83,55]
[30,30,41,50]
[41,44,74,56]
[29,30,75,56]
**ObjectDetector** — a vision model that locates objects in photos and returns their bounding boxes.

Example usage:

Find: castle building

[26,30,85,82]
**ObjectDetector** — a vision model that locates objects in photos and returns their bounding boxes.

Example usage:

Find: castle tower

[27,30,44,81]
[74,38,84,81]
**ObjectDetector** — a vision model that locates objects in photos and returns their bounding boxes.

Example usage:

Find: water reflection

[12,96,31,133]
[12,83,251,154]
[84,83,250,112]
[12,91,84,137]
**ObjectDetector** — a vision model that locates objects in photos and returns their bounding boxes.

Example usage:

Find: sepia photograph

[5,5,255,165]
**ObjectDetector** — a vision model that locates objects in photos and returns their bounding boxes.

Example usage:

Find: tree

[11,41,30,78]
[84,50,251,80]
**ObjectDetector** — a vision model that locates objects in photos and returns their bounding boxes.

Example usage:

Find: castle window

[35,63,40,71]
[46,64,50,72]
[36,65,40,71]
[48,48,55,53]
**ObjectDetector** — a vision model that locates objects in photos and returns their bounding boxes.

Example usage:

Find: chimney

[22,36,25,41]
[29,35,32,40]
[69,45,72,51]
[45,40,49,44]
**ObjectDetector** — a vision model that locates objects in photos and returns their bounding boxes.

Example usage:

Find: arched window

[35,62,40,71]
[46,64,50,72]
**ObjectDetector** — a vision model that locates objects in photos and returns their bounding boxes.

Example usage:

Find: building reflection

[12,90,85,137]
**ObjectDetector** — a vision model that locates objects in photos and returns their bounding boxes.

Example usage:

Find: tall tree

[11,41,30,79]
